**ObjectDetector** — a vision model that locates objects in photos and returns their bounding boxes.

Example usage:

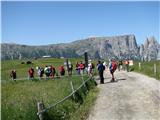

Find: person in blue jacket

[97,60,105,84]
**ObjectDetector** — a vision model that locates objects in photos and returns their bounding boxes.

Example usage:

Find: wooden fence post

[139,62,141,70]
[70,81,75,99]
[81,75,88,92]
[154,63,157,75]
[37,102,45,120]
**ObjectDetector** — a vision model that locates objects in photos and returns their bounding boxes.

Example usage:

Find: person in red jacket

[28,67,34,79]
[109,59,117,82]
[59,65,65,76]
[79,61,85,75]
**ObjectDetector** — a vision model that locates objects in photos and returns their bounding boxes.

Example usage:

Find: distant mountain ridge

[1,34,160,61]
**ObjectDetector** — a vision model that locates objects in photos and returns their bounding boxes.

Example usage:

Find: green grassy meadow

[1,58,85,81]
[1,58,98,120]
[131,60,160,80]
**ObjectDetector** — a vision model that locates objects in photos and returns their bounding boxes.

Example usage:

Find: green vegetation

[132,60,160,80]
[1,58,84,81]
[1,58,99,120]
[70,88,99,120]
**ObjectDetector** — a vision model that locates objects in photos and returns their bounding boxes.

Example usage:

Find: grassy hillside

[132,60,160,80]
[1,58,98,120]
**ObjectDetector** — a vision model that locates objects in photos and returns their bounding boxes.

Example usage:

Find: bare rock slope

[1,34,160,60]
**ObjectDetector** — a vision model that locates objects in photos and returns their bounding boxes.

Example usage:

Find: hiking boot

[100,81,104,84]
[110,78,115,82]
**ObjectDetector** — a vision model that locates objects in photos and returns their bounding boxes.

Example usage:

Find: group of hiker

[117,60,130,72]
[96,59,117,84]
[97,59,130,84]
[75,60,95,76]
[29,65,65,79]
[10,59,130,82]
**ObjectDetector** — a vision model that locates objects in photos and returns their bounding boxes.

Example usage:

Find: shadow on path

[103,78,126,84]
[116,78,126,81]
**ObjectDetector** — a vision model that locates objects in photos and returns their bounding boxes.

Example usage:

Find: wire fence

[1,74,89,83]
[135,61,160,80]
[36,76,95,120]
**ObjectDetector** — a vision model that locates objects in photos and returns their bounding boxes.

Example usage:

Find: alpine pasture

[132,60,160,80]
[1,58,98,120]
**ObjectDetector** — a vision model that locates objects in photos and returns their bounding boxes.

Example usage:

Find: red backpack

[112,62,117,71]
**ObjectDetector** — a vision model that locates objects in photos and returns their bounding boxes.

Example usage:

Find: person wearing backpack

[97,60,105,84]
[68,62,73,76]
[109,59,117,82]
[44,66,50,79]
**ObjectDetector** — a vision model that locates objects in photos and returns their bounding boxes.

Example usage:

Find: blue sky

[1,1,159,45]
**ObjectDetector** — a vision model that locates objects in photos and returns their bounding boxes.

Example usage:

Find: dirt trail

[88,70,160,120]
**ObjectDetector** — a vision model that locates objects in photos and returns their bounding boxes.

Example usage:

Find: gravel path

[88,70,160,120]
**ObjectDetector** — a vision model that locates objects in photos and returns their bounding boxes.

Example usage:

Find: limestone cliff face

[139,44,144,57]
[105,35,139,59]
[140,37,160,61]
[71,34,139,60]
[1,34,159,61]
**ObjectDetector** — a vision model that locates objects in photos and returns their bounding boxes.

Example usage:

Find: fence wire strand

[37,76,92,116]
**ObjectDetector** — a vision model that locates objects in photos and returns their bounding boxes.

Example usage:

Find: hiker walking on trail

[36,66,41,79]
[118,60,123,71]
[97,61,105,84]
[36,66,44,79]
[50,65,56,78]
[68,61,73,76]
[125,59,129,72]
[10,69,17,81]
[88,60,95,76]
[75,62,80,74]
[79,61,85,75]
[28,67,34,79]
[109,59,117,82]
[59,65,65,76]
[44,66,51,79]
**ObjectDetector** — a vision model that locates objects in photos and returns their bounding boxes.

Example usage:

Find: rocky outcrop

[1,34,159,61]
[140,36,160,61]
[139,44,144,57]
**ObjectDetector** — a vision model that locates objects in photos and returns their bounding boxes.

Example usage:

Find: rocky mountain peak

[144,38,149,49]
[141,37,160,61]
[148,36,156,46]
[1,34,159,61]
